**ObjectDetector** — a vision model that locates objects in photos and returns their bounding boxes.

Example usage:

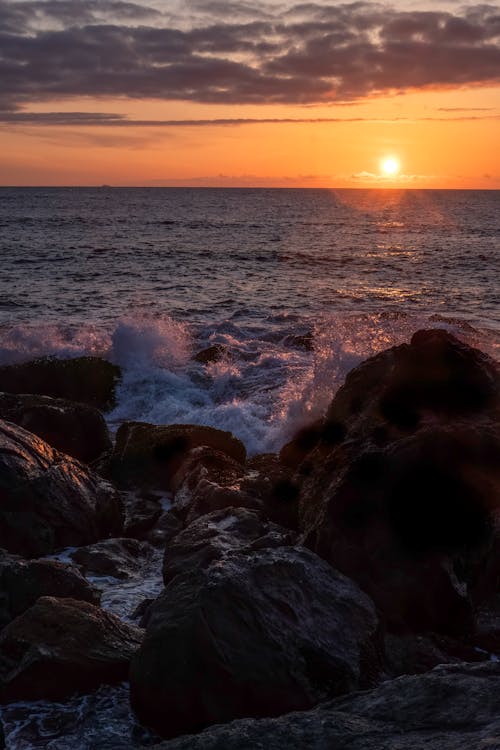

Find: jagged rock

[0,357,121,410]
[383,631,486,678]
[294,331,500,634]
[171,447,258,524]
[70,538,154,580]
[130,546,379,739]
[144,509,183,548]
[150,662,500,750]
[0,549,99,629]
[101,422,246,492]
[0,393,111,463]
[162,507,295,585]
[0,597,143,702]
[123,492,163,539]
[240,454,300,530]
[0,419,123,557]
[473,595,500,654]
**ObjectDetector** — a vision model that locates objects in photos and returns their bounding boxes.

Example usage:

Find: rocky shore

[0,329,498,748]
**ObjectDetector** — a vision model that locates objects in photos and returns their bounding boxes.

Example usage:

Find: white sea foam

[0,313,497,457]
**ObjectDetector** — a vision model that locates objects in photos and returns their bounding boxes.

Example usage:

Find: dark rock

[242,454,300,530]
[279,420,324,469]
[0,357,121,410]
[0,419,123,557]
[300,424,499,634]
[123,492,163,539]
[383,631,486,678]
[70,538,154,580]
[473,595,500,654]
[171,447,258,524]
[294,331,500,634]
[0,596,143,702]
[102,422,246,492]
[144,509,183,548]
[0,392,112,463]
[130,546,379,739]
[150,661,500,750]
[162,507,295,585]
[0,549,99,629]
[193,345,227,364]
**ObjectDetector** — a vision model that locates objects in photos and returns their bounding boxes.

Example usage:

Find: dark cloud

[0,0,499,113]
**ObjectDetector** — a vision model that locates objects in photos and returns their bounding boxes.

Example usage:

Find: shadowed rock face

[149,662,500,750]
[130,546,380,740]
[0,357,121,411]
[70,538,154,580]
[162,507,295,586]
[0,597,143,703]
[100,422,246,492]
[0,419,123,557]
[0,550,100,630]
[293,330,500,634]
[0,393,112,463]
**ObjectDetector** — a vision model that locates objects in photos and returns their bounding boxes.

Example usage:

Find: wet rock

[144,509,183,548]
[171,447,258,525]
[0,596,143,702]
[300,424,499,634]
[150,661,500,750]
[70,538,154,580]
[102,422,246,492]
[0,550,99,629]
[0,419,123,557]
[123,492,163,539]
[162,507,295,585]
[241,454,300,530]
[130,546,379,739]
[193,345,227,364]
[294,331,500,634]
[383,631,486,678]
[0,357,121,411]
[0,393,111,463]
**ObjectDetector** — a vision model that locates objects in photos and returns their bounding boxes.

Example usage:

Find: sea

[0,187,499,748]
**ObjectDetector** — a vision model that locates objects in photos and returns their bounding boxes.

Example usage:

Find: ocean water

[0,187,499,747]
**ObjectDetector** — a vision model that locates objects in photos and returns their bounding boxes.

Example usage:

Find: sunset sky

[1,0,500,187]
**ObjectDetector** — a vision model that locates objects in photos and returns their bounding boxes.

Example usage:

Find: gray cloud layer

[1,0,499,115]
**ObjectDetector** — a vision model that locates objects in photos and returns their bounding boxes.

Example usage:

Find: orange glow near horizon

[1,86,499,188]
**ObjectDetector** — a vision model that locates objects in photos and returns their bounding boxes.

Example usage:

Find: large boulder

[0,393,111,463]
[0,597,143,702]
[0,419,123,557]
[150,661,500,750]
[0,550,99,629]
[101,422,246,492]
[0,357,121,410]
[162,507,295,585]
[295,331,500,634]
[70,538,155,580]
[130,546,380,739]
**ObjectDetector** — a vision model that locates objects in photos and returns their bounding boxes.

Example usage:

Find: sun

[380,157,400,176]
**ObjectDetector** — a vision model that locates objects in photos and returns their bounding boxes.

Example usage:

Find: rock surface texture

[102,422,246,492]
[0,597,143,702]
[130,546,379,739]
[0,357,121,410]
[0,550,99,629]
[296,330,500,633]
[162,507,295,585]
[0,419,123,556]
[0,393,111,463]
[150,662,500,750]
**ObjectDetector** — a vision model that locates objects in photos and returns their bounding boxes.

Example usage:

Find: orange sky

[1,1,500,187]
